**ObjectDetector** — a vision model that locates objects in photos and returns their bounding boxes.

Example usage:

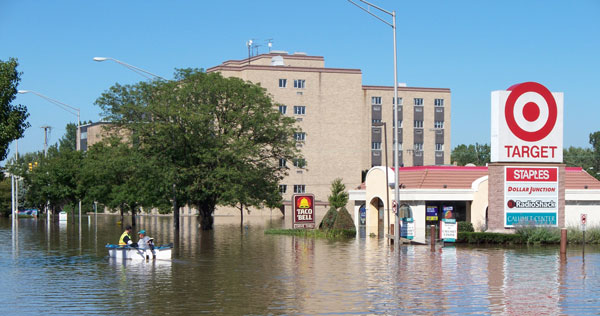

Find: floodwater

[1,215,599,315]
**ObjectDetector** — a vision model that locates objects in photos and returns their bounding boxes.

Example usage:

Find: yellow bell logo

[298,197,310,208]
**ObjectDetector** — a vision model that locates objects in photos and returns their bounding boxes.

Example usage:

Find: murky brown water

[1,215,599,315]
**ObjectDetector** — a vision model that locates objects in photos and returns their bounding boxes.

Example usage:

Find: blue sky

[1,0,599,162]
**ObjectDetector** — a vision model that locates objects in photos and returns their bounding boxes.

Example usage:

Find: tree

[58,122,77,152]
[590,131,600,180]
[451,143,490,166]
[0,177,11,217]
[0,58,30,163]
[81,137,166,226]
[328,178,348,209]
[332,206,355,231]
[563,146,594,169]
[95,70,301,230]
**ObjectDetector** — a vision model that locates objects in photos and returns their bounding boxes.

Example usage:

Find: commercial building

[350,165,600,243]
[207,52,451,216]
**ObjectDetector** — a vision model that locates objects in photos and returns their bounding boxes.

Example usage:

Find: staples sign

[491,82,563,162]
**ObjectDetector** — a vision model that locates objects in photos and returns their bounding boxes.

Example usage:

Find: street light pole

[349,0,400,245]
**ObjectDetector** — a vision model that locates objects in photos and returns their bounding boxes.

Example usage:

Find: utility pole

[41,125,51,157]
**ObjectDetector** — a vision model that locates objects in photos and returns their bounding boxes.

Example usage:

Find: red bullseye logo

[505,82,557,142]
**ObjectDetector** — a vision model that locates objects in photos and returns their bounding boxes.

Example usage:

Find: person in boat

[118,225,134,246]
[137,230,154,250]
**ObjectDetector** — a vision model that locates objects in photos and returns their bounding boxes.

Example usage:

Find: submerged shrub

[333,206,355,231]
[458,221,474,232]
[319,206,338,230]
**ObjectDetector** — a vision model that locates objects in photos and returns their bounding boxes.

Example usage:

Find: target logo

[505,82,557,142]
[491,82,563,163]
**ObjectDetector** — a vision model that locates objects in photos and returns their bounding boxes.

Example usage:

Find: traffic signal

[28,162,33,171]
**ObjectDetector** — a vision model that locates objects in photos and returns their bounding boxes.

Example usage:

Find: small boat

[106,244,173,261]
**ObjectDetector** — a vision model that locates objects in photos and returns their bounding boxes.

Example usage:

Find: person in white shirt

[137,230,154,250]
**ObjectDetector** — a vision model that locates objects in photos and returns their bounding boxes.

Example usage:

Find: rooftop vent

[270,50,288,55]
[271,56,285,66]
[398,83,407,87]
[293,52,307,56]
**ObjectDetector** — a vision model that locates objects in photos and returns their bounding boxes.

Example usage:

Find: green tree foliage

[81,137,167,225]
[319,206,338,230]
[24,146,84,216]
[58,122,77,152]
[0,58,30,162]
[328,178,348,209]
[332,206,355,231]
[451,143,490,166]
[563,146,594,168]
[0,178,11,216]
[590,131,600,180]
[95,70,301,230]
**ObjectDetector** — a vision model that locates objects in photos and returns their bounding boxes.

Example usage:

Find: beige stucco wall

[470,176,489,231]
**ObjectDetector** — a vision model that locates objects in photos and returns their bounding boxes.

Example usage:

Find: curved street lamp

[93,57,166,80]
[348,0,401,245]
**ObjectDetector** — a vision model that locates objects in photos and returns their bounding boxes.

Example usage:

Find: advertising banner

[401,218,414,240]
[293,194,315,229]
[440,219,457,242]
[442,206,454,220]
[491,82,563,163]
[426,206,438,221]
[504,166,559,227]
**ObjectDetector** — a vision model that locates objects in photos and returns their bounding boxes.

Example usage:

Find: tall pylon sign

[489,82,564,230]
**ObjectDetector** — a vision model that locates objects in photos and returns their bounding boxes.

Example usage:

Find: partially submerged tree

[95,70,301,230]
[332,206,355,231]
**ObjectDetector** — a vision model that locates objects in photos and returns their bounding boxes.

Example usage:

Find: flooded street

[1,215,599,315]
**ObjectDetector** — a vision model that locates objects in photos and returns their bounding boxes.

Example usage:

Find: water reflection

[2,216,600,314]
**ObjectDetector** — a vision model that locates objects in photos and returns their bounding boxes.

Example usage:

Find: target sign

[491,82,563,163]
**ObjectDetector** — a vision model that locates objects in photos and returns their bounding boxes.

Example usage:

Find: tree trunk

[173,183,179,232]
[119,204,124,223]
[131,205,136,227]
[198,202,214,230]
[239,204,244,228]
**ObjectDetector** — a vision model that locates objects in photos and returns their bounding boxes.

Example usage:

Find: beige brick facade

[207,52,451,216]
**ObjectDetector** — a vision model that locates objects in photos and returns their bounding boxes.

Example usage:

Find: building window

[293,106,306,115]
[279,185,287,194]
[372,105,381,111]
[393,120,403,128]
[436,143,444,151]
[279,79,287,88]
[434,121,444,129]
[393,97,403,105]
[279,105,287,114]
[279,158,286,168]
[293,158,306,168]
[294,185,306,193]
[294,132,306,141]
[372,128,381,133]
[414,98,424,106]
[435,98,444,107]
[395,143,403,151]
[414,143,423,151]
[294,79,305,89]
[372,119,382,124]
[372,142,382,150]
[414,120,424,128]
[80,131,88,139]
[371,96,382,105]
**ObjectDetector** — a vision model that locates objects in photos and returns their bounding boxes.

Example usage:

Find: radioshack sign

[293,194,315,229]
[504,166,559,227]
[491,82,563,162]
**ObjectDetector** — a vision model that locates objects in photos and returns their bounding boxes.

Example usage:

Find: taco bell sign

[491,82,563,163]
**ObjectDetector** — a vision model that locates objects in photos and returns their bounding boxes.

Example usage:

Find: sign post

[581,213,587,255]
[292,194,315,229]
